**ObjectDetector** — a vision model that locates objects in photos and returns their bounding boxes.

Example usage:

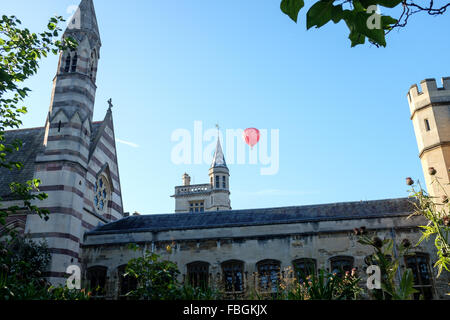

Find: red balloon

[243,128,260,148]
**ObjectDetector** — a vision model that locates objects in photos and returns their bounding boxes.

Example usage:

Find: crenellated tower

[408,77,450,200]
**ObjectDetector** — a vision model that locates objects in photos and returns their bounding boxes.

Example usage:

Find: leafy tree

[0,236,91,300]
[0,15,76,234]
[124,245,181,300]
[123,244,222,300]
[280,0,449,47]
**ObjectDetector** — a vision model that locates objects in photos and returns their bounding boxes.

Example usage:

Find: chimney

[182,173,191,186]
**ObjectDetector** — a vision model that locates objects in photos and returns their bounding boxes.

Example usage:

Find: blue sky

[3,0,450,214]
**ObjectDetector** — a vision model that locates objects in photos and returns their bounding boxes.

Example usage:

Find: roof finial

[107,98,113,109]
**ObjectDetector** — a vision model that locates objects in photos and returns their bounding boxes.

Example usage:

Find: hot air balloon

[243,128,260,149]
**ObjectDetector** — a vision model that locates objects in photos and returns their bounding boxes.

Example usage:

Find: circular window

[94,175,110,212]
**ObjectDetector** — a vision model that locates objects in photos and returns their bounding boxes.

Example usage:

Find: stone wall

[82,213,450,299]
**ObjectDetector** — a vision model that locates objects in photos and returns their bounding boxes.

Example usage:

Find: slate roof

[0,127,45,199]
[211,138,227,169]
[0,122,104,199]
[87,197,415,235]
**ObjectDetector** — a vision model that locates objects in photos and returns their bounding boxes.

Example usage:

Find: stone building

[0,0,449,299]
[172,138,231,213]
[0,0,124,285]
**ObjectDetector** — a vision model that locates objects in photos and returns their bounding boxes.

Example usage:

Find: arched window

[94,175,110,213]
[222,260,244,293]
[187,261,210,289]
[330,256,354,277]
[292,258,316,283]
[257,259,281,293]
[117,264,138,300]
[86,266,107,298]
[405,253,433,300]
[222,176,226,189]
[64,53,71,73]
[89,50,96,79]
[71,52,78,73]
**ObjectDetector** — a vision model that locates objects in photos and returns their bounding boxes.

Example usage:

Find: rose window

[94,175,110,212]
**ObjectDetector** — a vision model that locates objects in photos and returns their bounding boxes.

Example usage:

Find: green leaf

[306,0,334,30]
[280,0,305,23]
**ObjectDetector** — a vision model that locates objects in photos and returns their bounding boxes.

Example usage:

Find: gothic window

[215,176,220,188]
[257,259,281,293]
[189,201,204,213]
[330,256,354,277]
[64,53,71,73]
[86,266,107,298]
[94,175,110,213]
[71,52,78,73]
[222,260,244,293]
[222,176,226,189]
[117,265,138,300]
[187,262,210,289]
[405,253,433,300]
[293,258,316,283]
[89,50,96,80]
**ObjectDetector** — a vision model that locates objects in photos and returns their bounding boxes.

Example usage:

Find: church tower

[408,77,450,200]
[208,137,231,211]
[25,0,124,285]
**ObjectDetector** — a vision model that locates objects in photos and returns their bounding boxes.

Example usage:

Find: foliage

[407,174,450,277]
[0,236,91,300]
[124,245,181,300]
[123,245,222,300]
[276,266,362,300]
[0,14,77,234]
[280,0,449,47]
[359,235,418,300]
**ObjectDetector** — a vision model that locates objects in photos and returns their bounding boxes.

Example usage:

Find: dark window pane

[222,261,244,293]
[187,262,209,290]
[257,260,280,293]
[86,266,107,297]
[405,253,433,300]
[330,256,354,277]
[118,265,138,299]
[293,259,316,282]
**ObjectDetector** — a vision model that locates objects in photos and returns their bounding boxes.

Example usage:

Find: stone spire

[64,0,101,47]
[211,137,227,169]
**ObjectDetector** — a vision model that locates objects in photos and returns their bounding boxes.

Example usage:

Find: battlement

[407,77,450,116]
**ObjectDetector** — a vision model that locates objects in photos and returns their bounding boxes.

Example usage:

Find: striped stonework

[17,0,124,285]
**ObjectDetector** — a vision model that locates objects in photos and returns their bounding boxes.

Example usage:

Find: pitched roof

[211,138,227,169]
[0,127,45,199]
[87,197,414,235]
[0,121,104,199]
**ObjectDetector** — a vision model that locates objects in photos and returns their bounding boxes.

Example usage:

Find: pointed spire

[64,0,101,45]
[211,137,227,169]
